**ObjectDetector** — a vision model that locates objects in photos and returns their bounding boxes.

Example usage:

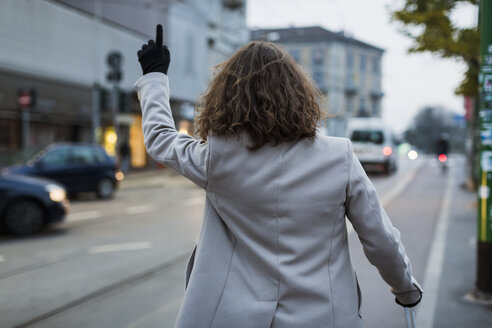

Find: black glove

[137,24,170,75]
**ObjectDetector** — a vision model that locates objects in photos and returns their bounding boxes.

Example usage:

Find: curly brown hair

[195,41,327,150]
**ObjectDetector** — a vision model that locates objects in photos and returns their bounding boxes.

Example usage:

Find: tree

[405,106,466,153]
[391,0,479,96]
[391,0,479,186]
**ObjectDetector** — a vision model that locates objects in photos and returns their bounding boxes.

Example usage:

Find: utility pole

[92,0,102,143]
[17,88,35,149]
[91,84,101,143]
[476,0,492,299]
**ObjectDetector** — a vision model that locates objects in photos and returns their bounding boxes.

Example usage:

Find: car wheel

[97,178,115,199]
[3,199,44,236]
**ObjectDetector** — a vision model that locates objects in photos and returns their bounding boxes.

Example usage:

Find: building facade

[251,26,384,137]
[0,0,247,167]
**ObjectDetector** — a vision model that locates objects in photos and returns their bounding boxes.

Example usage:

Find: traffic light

[119,90,129,113]
[99,88,110,113]
[106,51,123,83]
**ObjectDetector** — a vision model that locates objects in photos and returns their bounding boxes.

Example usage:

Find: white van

[346,118,398,174]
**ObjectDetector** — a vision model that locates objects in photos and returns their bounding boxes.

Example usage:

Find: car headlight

[45,184,66,202]
[115,170,124,182]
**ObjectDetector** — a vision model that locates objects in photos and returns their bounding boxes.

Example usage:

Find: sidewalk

[418,164,492,327]
[123,167,175,180]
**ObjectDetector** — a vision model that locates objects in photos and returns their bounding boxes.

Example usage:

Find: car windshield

[42,148,70,166]
[351,130,384,144]
[70,147,98,164]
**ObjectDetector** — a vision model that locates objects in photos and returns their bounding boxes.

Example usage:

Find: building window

[312,71,325,89]
[312,48,324,66]
[372,57,379,74]
[290,49,300,62]
[347,50,353,69]
[358,97,368,117]
[360,53,366,72]
[346,95,354,113]
[372,99,380,116]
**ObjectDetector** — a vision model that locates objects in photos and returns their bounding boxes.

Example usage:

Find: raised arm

[344,139,422,307]
[134,25,209,188]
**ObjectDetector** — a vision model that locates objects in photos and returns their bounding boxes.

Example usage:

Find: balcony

[370,89,384,99]
[223,0,244,10]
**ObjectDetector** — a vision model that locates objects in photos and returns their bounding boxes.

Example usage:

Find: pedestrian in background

[119,139,131,174]
[135,25,422,328]
[436,132,450,156]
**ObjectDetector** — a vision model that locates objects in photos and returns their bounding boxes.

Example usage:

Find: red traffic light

[438,154,447,163]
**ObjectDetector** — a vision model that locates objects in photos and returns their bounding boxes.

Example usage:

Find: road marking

[380,161,423,208]
[125,204,157,215]
[184,196,205,207]
[88,242,152,254]
[67,210,102,222]
[416,163,455,328]
[124,296,183,328]
[0,255,4,262]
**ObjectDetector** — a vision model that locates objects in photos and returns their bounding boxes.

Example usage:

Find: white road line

[67,210,102,222]
[416,164,455,328]
[88,241,152,254]
[0,255,4,262]
[125,204,157,215]
[380,161,423,208]
[184,196,205,207]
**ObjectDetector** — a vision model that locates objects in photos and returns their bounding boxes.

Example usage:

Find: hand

[395,288,422,308]
[137,24,170,75]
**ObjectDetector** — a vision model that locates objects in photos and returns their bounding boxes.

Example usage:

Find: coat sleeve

[344,139,422,304]
[134,72,209,189]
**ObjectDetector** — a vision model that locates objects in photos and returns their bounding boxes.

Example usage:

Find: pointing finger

[156,24,163,45]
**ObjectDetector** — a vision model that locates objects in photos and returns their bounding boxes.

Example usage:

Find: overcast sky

[246,0,478,133]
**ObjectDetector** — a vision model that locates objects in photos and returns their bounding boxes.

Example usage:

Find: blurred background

[0,0,491,327]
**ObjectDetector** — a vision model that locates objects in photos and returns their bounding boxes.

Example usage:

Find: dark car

[0,174,69,235]
[4,143,123,199]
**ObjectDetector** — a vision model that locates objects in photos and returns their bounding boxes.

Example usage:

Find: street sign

[17,88,35,149]
[477,0,492,295]
[17,88,35,109]
[18,93,31,108]
[478,1,492,243]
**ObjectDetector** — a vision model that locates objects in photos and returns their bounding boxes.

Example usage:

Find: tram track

[12,252,189,328]
[0,190,204,281]
[1,158,425,327]
[0,160,419,282]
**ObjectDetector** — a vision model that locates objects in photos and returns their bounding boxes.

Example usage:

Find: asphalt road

[0,154,453,328]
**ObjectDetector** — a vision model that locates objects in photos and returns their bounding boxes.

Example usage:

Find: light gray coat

[135,73,422,328]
